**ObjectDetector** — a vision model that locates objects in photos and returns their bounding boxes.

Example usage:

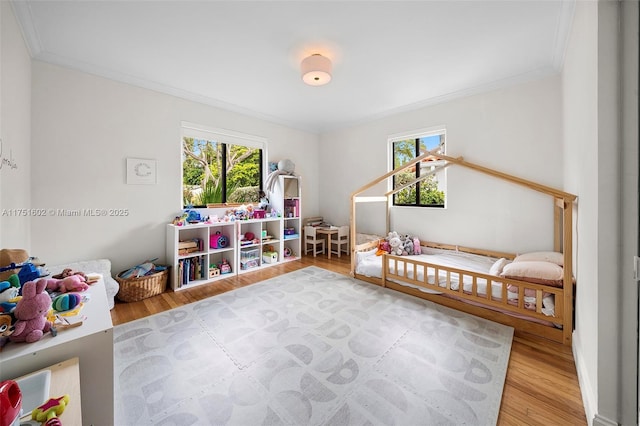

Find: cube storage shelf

[238,217,282,274]
[167,176,302,291]
[166,221,236,290]
[271,175,302,263]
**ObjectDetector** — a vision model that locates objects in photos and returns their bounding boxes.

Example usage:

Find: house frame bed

[350,151,577,345]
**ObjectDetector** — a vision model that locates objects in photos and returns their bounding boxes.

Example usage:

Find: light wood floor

[111,254,587,425]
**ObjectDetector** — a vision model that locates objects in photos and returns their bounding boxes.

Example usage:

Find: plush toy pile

[0,264,94,348]
[376,231,422,256]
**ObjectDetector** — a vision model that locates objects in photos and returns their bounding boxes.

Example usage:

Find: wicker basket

[115,268,168,302]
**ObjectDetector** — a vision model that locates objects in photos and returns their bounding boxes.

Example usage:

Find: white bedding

[355,247,555,318]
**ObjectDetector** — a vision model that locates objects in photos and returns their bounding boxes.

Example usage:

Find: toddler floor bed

[350,152,577,345]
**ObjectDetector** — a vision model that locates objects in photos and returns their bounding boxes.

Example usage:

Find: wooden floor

[111,254,587,426]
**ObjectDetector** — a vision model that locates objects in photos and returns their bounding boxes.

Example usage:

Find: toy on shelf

[32,394,70,426]
[0,379,21,426]
[209,232,229,249]
[0,315,14,350]
[218,259,232,274]
[9,279,52,344]
[209,266,220,278]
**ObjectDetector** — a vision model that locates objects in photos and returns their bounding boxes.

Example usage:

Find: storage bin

[241,249,259,260]
[240,258,259,270]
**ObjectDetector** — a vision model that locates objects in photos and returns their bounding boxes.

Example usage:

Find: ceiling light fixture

[301,54,332,86]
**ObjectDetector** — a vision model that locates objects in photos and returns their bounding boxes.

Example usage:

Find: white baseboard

[593,413,619,426]
[573,330,597,424]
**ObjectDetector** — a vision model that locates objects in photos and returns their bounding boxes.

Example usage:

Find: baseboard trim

[593,413,619,426]
[573,330,596,423]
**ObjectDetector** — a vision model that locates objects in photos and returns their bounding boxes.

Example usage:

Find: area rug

[113,266,513,425]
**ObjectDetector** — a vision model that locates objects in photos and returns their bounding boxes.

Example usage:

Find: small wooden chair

[330,225,349,257]
[304,225,325,257]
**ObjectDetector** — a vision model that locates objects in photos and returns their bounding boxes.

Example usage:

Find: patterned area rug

[113,266,513,425]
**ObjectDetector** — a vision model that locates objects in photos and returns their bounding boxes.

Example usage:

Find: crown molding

[10,0,42,58]
[551,0,576,71]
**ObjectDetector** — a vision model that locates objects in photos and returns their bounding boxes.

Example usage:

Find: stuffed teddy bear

[44,275,89,293]
[413,237,422,255]
[9,278,52,343]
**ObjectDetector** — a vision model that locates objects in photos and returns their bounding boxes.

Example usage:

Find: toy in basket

[116,259,169,302]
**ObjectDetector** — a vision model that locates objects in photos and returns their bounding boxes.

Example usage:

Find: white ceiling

[11,0,575,133]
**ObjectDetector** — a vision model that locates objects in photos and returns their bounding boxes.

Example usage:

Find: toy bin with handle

[209,232,229,249]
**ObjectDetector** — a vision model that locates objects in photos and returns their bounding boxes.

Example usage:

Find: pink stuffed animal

[414,237,421,255]
[9,279,52,343]
[45,275,89,293]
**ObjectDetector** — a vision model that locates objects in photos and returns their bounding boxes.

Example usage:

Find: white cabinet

[270,175,302,261]
[166,221,236,290]
[236,217,282,273]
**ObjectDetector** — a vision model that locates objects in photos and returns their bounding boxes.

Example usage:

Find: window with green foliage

[181,124,264,207]
[392,131,446,207]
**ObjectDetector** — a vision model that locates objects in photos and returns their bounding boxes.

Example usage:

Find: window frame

[388,127,446,208]
[181,121,268,208]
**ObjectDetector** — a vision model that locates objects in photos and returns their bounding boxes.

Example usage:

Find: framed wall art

[126,158,157,184]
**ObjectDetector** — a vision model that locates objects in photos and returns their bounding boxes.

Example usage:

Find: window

[181,122,266,207]
[391,129,446,207]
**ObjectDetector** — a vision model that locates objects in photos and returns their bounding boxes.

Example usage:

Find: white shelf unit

[166,221,236,290]
[271,175,302,261]
[236,217,283,274]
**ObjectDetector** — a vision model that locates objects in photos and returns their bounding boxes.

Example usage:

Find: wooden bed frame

[350,151,577,345]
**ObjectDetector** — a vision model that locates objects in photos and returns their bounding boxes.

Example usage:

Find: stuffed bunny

[9,279,52,343]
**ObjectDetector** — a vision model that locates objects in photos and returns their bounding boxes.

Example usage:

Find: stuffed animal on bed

[376,240,390,256]
[413,237,421,255]
[403,235,414,255]
[389,236,403,256]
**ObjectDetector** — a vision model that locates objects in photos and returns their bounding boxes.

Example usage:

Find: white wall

[562,2,599,421]
[31,62,319,274]
[320,76,563,254]
[1,2,32,249]
[564,1,637,425]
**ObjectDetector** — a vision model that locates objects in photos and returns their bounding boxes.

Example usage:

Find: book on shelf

[177,255,206,287]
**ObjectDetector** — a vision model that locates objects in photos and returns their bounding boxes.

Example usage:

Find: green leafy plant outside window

[182,137,262,207]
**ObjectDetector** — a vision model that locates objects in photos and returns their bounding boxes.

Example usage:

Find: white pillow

[514,251,564,267]
[489,258,510,276]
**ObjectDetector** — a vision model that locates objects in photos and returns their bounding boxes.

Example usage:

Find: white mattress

[355,247,555,317]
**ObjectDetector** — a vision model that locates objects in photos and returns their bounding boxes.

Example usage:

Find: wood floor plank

[110,254,587,425]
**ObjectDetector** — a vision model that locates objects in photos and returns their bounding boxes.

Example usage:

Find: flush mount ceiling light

[301,54,332,86]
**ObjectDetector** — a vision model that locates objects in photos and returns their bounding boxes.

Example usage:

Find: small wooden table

[316,227,338,259]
